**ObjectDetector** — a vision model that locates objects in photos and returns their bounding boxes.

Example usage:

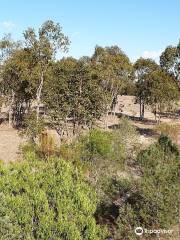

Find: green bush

[0,155,107,239]
[59,128,126,170]
[115,137,180,239]
[85,129,112,159]
[158,134,179,156]
[59,118,139,168]
[96,136,180,239]
[112,117,140,162]
[21,112,45,143]
[115,177,179,239]
[137,135,179,176]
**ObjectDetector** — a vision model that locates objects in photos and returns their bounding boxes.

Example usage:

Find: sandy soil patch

[0,123,25,163]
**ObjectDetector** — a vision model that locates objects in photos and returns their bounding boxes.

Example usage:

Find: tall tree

[134,58,159,119]
[91,46,132,115]
[1,48,35,125]
[160,46,178,76]
[160,43,180,90]
[23,20,70,121]
[44,57,77,138]
[0,34,19,62]
[44,57,107,138]
[0,35,21,125]
[143,69,179,122]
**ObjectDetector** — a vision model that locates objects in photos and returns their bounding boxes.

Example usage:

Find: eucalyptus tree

[44,57,77,138]
[0,35,22,125]
[160,42,180,89]
[1,48,35,125]
[133,58,159,119]
[44,57,107,138]
[70,59,107,132]
[0,34,20,62]
[143,69,179,122]
[91,45,132,114]
[160,43,180,79]
[23,20,70,121]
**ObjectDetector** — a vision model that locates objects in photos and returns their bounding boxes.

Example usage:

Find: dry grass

[38,132,56,157]
[154,123,180,145]
[0,123,26,163]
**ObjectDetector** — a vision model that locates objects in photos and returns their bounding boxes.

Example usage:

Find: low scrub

[0,155,107,239]
[154,123,180,145]
[96,136,180,239]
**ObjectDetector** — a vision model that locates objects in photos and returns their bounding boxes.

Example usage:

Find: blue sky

[0,0,179,62]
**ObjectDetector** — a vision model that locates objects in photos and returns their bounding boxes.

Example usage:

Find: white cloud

[141,50,162,61]
[1,21,15,29]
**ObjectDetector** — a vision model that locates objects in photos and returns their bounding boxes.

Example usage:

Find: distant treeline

[0,20,179,138]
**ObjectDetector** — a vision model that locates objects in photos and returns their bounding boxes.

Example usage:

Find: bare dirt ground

[116,95,180,124]
[0,123,25,163]
[101,95,180,146]
[0,95,179,163]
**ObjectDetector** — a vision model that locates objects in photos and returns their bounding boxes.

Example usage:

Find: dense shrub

[115,177,179,239]
[137,134,179,175]
[96,136,180,239]
[59,128,126,176]
[117,138,179,239]
[22,112,45,143]
[158,134,179,155]
[60,118,139,167]
[0,154,107,240]
[59,119,140,204]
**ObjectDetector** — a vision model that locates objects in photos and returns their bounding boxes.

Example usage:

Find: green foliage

[137,135,179,178]
[0,19,180,240]
[0,20,70,126]
[0,34,20,62]
[158,134,179,156]
[134,58,159,119]
[44,58,107,135]
[115,175,179,239]
[22,112,45,142]
[68,118,138,163]
[134,56,179,120]
[91,45,132,110]
[95,136,180,239]
[59,126,133,173]
[0,156,107,240]
[59,119,140,196]
[160,45,179,80]
[119,137,179,238]
[144,69,179,114]
[80,129,114,161]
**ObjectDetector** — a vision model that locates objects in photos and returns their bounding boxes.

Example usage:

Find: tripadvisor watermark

[134,226,173,236]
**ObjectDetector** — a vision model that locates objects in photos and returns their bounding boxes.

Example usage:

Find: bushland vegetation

[0,21,179,133]
[0,119,179,239]
[0,20,179,239]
